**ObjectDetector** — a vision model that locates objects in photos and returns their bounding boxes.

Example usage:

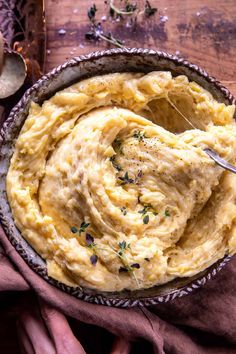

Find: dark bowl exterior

[0,48,235,307]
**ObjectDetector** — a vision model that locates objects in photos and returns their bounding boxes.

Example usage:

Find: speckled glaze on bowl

[0,48,235,307]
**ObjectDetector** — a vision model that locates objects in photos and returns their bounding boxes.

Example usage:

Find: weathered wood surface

[46,0,236,96]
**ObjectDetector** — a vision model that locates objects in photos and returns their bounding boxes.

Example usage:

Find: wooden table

[45,0,236,97]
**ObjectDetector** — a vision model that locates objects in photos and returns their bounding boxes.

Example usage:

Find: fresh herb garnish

[106,241,140,286]
[118,171,134,185]
[110,155,122,171]
[144,0,157,17]
[165,209,171,217]
[133,130,146,142]
[143,214,149,224]
[120,206,127,215]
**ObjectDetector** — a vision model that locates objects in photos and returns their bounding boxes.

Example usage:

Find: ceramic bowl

[0,48,235,307]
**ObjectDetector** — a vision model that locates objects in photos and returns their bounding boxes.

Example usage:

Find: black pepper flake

[90,254,98,265]
[144,257,150,262]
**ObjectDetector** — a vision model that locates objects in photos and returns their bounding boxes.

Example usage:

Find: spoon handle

[204,148,236,174]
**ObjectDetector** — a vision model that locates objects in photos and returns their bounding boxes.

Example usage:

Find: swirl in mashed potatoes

[6,72,236,291]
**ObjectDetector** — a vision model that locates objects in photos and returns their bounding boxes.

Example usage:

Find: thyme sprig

[138,203,158,224]
[74,231,141,285]
[85,1,157,47]
[118,171,134,185]
[118,170,142,186]
[85,4,124,47]
[114,241,140,286]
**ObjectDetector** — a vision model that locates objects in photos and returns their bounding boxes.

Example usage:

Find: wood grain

[45,0,236,96]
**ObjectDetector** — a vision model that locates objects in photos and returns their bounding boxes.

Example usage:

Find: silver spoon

[166,98,236,174]
[204,148,236,174]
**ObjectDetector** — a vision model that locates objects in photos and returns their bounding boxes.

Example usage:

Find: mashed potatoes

[6,72,236,291]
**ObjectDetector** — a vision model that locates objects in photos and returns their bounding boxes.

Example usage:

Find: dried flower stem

[97,33,124,48]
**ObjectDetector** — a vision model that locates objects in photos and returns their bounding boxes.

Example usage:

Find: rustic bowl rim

[0,47,234,308]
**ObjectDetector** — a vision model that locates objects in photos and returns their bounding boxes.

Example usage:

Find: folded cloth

[0,224,236,354]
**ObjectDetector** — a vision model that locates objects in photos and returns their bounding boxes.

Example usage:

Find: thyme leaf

[88,4,97,21]
[71,221,90,235]
[144,0,157,17]
[90,254,98,265]
[118,240,128,250]
[133,130,146,142]
[165,209,171,217]
[138,203,157,217]
[143,214,149,224]
[79,221,90,235]
[71,226,78,234]
[118,171,134,185]
[86,233,96,247]
[120,206,127,215]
